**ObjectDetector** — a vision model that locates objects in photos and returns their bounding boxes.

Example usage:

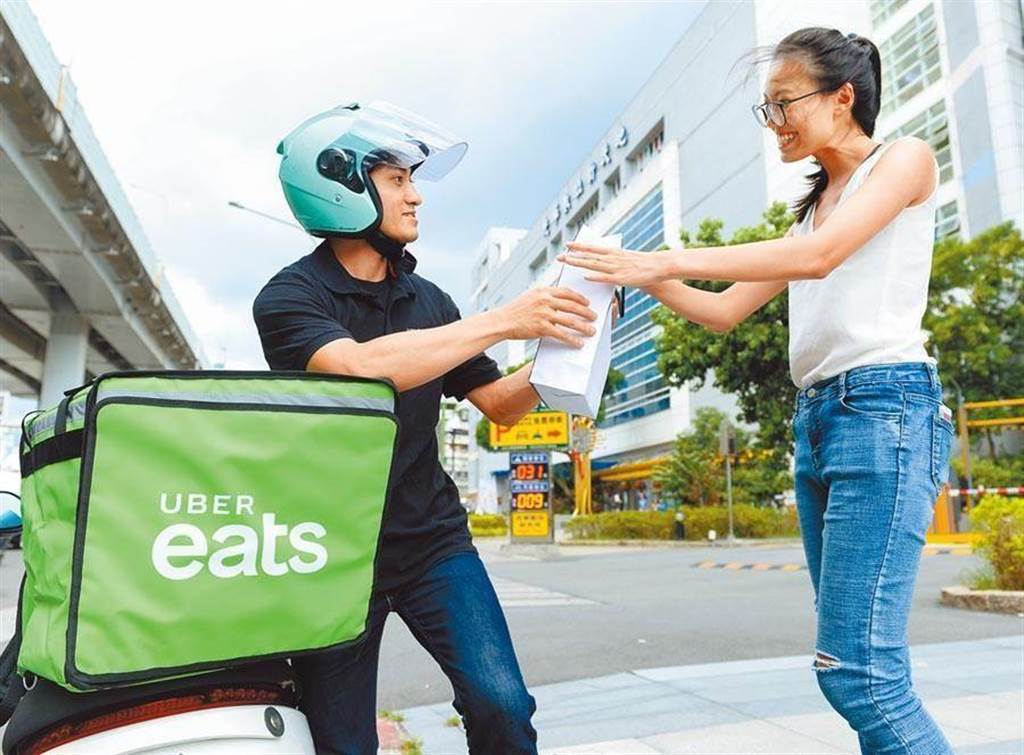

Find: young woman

[561,27,955,754]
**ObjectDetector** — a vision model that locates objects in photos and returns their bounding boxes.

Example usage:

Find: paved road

[374,540,1019,710]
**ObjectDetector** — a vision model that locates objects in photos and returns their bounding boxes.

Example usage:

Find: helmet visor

[346,100,467,181]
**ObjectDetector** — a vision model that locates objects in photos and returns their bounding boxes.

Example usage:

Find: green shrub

[564,506,799,541]
[468,513,507,537]
[969,494,1024,591]
[566,511,675,540]
[952,455,1024,488]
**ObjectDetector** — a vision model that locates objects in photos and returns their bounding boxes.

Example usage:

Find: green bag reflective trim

[18,371,399,691]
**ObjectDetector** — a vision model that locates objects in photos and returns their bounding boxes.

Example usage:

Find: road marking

[692,547,971,574]
[490,576,597,608]
[692,561,807,572]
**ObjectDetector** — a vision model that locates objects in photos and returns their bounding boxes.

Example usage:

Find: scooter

[0,492,21,551]
[2,661,316,754]
[0,502,316,754]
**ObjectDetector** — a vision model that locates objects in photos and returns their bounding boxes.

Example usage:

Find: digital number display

[513,492,546,510]
[513,463,547,481]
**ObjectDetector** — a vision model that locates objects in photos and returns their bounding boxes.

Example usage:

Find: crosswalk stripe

[691,561,807,572]
[491,577,597,608]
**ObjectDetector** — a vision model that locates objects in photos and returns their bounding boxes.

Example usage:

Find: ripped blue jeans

[793,362,955,754]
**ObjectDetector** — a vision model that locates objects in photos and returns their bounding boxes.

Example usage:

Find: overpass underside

[0,7,202,405]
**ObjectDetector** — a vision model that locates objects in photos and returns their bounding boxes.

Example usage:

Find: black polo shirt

[252,241,501,591]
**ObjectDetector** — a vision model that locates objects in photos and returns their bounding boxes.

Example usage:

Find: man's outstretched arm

[306,287,595,394]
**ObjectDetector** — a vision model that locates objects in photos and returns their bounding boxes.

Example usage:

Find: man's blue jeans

[292,551,537,755]
[794,362,955,754]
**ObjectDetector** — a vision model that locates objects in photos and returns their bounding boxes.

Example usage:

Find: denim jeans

[793,362,955,754]
[292,551,537,755]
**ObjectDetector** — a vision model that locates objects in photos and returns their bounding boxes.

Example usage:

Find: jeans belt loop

[837,370,847,400]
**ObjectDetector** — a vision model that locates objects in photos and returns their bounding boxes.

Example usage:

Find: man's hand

[496,287,597,348]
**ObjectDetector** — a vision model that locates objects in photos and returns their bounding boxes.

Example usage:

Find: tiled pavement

[401,635,1024,754]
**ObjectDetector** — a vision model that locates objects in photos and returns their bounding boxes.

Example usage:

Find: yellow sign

[490,410,569,449]
[511,511,550,537]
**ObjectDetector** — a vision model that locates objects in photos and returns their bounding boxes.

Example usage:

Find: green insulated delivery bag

[17,371,399,691]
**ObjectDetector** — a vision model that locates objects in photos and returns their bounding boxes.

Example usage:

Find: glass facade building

[603,187,668,428]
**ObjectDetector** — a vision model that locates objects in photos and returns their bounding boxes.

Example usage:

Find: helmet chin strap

[366,229,416,275]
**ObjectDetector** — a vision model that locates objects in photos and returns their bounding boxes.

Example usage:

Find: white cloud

[163,266,264,370]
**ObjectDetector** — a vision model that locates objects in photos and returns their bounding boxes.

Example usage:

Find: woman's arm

[643,280,787,332]
[639,225,795,330]
[562,138,937,286]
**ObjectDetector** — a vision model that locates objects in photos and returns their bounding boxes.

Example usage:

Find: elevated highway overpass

[0,3,204,408]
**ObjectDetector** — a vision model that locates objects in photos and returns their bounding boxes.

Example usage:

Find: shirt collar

[311,242,417,301]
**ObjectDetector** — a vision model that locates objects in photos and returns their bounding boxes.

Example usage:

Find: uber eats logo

[151,493,328,580]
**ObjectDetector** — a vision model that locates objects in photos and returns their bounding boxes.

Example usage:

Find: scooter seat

[2,660,297,755]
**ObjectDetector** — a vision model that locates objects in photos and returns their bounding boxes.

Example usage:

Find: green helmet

[276,101,467,254]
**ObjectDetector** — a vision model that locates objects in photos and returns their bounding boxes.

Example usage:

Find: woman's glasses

[751,88,832,128]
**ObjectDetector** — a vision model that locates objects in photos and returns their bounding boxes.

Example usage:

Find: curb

[940,585,1024,614]
[377,716,415,754]
[558,537,804,548]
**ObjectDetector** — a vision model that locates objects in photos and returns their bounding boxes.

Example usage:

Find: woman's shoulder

[870,137,938,204]
[876,138,933,169]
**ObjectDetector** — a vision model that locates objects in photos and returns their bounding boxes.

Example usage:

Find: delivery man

[254,101,596,754]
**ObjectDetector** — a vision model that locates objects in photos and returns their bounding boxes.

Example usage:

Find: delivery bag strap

[53,395,72,436]
[20,429,84,478]
[0,574,29,726]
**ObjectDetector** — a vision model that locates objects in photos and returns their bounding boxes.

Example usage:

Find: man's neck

[328,237,389,282]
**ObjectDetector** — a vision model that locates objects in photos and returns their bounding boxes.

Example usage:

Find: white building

[438,399,472,504]
[467,0,1024,508]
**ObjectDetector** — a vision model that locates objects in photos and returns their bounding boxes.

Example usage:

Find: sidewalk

[401,635,1023,754]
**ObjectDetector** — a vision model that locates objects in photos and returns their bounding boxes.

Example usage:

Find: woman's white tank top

[788,138,939,388]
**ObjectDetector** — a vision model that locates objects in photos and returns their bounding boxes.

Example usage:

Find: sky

[26,0,708,368]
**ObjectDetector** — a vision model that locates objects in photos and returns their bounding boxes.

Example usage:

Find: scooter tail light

[26,686,287,755]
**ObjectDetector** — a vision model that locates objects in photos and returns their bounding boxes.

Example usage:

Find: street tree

[652,201,795,457]
[925,221,1023,457]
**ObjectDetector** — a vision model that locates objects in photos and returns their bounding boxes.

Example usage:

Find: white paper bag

[529,225,621,418]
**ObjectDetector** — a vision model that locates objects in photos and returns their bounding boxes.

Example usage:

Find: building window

[569,194,600,234]
[605,169,621,201]
[885,99,953,184]
[870,0,910,28]
[880,4,941,117]
[628,123,664,176]
[548,233,562,264]
[601,186,667,428]
[934,200,960,240]
[529,248,547,282]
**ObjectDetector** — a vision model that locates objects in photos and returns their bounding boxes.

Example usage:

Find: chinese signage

[509,451,553,543]
[544,125,629,236]
[490,410,569,449]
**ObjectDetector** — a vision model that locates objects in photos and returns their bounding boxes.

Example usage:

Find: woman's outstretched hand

[559,242,678,287]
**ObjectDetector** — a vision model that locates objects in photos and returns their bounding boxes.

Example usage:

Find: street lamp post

[227,201,305,231]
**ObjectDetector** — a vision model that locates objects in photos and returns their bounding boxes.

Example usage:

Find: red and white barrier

[947,486,1024,497]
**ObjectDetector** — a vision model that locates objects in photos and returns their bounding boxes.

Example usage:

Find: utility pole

[720,418,736,545]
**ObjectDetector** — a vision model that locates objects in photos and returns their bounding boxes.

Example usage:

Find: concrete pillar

[39,309,88,407]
